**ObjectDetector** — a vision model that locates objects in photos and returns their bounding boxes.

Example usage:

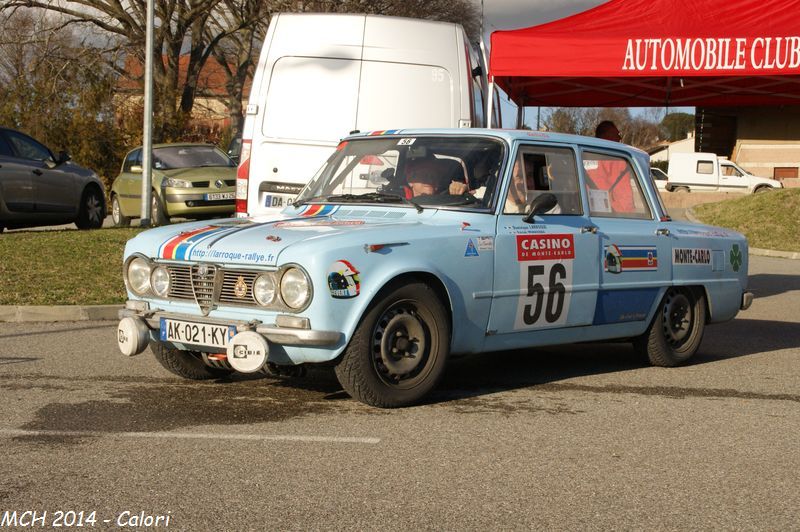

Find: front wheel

[111,194,131,227]
[150,342,231,380]
[151,192,169,226]
[335,282,450,408]
[634,287,706,367]
[75,187,105,229]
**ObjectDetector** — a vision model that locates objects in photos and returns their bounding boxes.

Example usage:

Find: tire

[150,342,231,380]
[334,282,450,408]
[634,287,706,367]
[674,186,690,193]
[754,186,772,194]
[75,187,105,229]
[151,192,169,226]
[111,194,131,227]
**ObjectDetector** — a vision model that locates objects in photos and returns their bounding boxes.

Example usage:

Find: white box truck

[235,13,492,217]
[666,153,782,193]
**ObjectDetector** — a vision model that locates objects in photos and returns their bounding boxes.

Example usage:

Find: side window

[697,160,714,174]
[582,151,651,219]
[5,131,52,162]
[504,146,582,215]
[0,134,13,157]
[721,164,742,177]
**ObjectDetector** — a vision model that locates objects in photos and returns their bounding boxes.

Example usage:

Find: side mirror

[130,165,143,174]
[522,193,558,224]
[56,150,71,165]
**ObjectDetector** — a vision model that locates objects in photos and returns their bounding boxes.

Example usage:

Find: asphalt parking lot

[1,254,798,530]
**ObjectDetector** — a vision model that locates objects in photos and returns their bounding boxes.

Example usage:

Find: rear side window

[697,161,714,174]
[5,131,51,162]
[582,151,651,219]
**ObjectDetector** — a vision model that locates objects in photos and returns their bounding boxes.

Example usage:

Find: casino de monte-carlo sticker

[327,260,360,299]
[673,248,712,266]
[514,234,575,330]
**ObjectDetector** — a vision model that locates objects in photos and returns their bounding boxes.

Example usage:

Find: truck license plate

[160,318,236,349]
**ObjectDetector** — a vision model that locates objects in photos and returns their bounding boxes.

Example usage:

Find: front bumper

[163,188,235,216]
[741,291,754,311]
[118,302,341,348]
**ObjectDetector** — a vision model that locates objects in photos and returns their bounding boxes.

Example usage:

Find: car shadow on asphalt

[747,273,800,298]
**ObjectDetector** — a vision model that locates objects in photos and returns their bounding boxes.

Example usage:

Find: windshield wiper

[324,192,424,213]
[291,194,325,209]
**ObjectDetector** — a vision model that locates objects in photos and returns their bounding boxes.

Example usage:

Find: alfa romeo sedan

[117,129,753,407]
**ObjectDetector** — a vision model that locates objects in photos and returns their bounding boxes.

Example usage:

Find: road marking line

[0,429,380,444]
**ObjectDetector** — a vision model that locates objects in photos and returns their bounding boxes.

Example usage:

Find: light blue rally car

[117,129,753,407]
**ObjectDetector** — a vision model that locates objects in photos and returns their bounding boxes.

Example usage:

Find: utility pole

[140,0,155,227]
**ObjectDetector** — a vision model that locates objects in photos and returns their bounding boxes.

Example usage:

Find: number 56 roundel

[514,234,575,330]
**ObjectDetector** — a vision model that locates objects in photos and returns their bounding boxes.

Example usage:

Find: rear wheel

[634,287,706,367]
[150,342,231,380]
[75,187,104,229]
[335,282,449,408]
[111,194,131,227]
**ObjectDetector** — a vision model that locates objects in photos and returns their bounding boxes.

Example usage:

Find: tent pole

[487,78,495,129]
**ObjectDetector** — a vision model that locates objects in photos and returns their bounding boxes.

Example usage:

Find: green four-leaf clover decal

[730,244,743,272]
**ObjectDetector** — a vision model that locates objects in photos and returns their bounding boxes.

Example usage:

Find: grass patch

[0,228,143,305]
[693,188,800,252]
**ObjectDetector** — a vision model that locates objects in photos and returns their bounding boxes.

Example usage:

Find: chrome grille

[164,263,262,310]
[192,264,218,315]
[220,269,258,305]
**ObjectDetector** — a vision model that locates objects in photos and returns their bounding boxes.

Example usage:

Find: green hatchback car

[111,143,237,226]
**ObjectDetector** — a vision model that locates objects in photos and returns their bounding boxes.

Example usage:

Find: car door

[581,148,672,326]
[488,143,600,336]
[118,149,143,215]
[4,130,75,215]
[0,131,35,215]
[719,162,749,192]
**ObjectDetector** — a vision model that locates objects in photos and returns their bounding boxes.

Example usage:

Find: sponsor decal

[730,244,743,272]
[298,204,338,217]
[621,37,800,74]
[328,260,360,299]
[673,248,711,265]
[515,260,573,330]
[266,235,282,242]
[159,225,229,260]
[593,288,659,325]
[477,236,494,251]
[367,129,400,136]
[465,239,479,257]
[516,234,575,261]
[189,248,274,264]
[675,228,731,237]
[604,245,658,273]
[502,224,547,235]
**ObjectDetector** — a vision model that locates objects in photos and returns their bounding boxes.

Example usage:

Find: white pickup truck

[666,153,782,193]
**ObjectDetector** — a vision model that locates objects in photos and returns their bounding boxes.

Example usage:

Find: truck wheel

[334,282,449,408]
[111,194,131,227]
[75,187,105,229]
[150,342,231,380]
[674,186,690,193]
[634,287,706,367]
[754,186,772,194]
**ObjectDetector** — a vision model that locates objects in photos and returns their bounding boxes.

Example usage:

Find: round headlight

[253,274,276,306]
[127,257,152,295]
[280,267,310,309]
[151,266,170,297]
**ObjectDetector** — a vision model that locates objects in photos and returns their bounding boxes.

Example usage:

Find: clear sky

[475,0,693,127]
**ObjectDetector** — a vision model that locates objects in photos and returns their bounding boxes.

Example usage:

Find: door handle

[32,169,43,176]
[656,228,670,236]
[581,225,598,234]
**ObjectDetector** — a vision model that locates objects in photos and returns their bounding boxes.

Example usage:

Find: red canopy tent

[489,0,800,108]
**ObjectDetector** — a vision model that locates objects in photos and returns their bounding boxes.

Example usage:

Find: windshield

[153,145,235,170]
[295,136,506,210]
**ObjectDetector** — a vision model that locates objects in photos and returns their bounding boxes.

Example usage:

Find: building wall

[699,106,800,179]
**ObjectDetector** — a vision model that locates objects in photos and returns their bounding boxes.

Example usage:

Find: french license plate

[205,192,235,201]
[264,194,292,208]
[160,318,236,349]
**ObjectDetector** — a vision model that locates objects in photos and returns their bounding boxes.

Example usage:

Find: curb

[0,304,121,323]
[685,208,799,260]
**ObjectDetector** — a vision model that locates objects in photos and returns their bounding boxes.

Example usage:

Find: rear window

[696,161,714,174]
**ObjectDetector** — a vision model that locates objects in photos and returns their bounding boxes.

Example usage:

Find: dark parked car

[0,128,106,232]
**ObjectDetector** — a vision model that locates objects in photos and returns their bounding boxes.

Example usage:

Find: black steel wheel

[335,282,449,407]
[634,287,706,367]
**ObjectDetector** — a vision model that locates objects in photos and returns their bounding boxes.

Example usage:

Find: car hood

[126,206,436,267]
[160,166,236,181]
